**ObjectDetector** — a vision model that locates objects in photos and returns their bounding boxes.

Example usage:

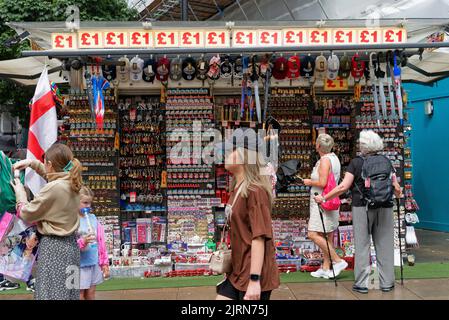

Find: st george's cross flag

[25,67,57,196]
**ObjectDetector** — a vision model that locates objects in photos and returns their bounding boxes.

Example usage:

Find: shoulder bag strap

[220,183,244,243]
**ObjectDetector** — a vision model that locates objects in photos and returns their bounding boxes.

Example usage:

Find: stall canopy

[0,56,65,86]
[4,19,449,84]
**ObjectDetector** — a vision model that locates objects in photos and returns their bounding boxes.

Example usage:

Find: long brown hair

[44,143,83,193]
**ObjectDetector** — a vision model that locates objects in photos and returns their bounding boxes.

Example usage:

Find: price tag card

[52,33,77,50]
[232,30,256,47]
[324,77,349,91]
[282,29,308,46]
[333,29,357,45]
[358,28,381,44]
[205,30,230,48]
[78,31,104,49]
[308,29,331,45]
[104,31,129,48]
[383,28,407,44]
[154,31,179,48]
[179,30,205,48]
[129,31,153,48]
[257,30,282,46]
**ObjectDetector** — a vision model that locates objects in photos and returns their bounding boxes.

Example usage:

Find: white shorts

[80,265,104,290]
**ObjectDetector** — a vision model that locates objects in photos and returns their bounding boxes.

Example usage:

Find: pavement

[2,278,449,300]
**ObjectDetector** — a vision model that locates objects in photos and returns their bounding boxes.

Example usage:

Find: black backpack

[356,155,394,209]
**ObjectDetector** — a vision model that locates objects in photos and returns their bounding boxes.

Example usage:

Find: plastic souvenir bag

[0,215,39,282]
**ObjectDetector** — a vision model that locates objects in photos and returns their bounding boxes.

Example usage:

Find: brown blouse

[227,185,280,292]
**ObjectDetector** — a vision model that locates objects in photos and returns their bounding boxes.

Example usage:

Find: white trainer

[328,260,349,278]
[311,268,330,279]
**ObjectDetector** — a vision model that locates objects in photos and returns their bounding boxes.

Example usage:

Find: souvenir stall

[7,20,436,279]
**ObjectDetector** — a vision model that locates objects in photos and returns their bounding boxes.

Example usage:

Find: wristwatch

[322,197,327,203]
[250,274,261,282]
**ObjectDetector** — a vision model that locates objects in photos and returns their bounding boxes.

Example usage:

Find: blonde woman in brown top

[12,143,83,300]
[216,129,280,300]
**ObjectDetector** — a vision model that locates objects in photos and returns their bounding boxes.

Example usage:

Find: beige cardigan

[15,160,80,236]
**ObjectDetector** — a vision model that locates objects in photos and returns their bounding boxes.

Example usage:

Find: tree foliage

[0,0,138,127]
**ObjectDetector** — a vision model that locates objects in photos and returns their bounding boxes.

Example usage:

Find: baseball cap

[338,54,351,79]
[351,54,365,80]
[272,56,288,80]
[220,55,233,79]
[117,56,130,82]
[233,55,243,79]
[182,57,197,81]
[196,56,209,81]
[170,57,182,81]
[130,56,144,82]
[300,55,315,78]
[327,54,340,80]
[156,57,170,82]
[102,63,116,82]
[207,55,221,81]
[142,58,157,83]
[287,56,300,79]
[314,54,327,80]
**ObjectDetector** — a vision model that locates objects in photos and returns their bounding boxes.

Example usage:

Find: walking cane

[396,197,404,285]
[314,193,338,287]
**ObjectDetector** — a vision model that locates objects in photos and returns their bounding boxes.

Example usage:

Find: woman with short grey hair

[314,130,402,294]
[304,134,347,279]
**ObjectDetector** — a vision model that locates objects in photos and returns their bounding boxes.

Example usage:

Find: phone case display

[97,215,121,256]
[165,88,216,245]
[66,93,120,216]
[312,95,355,167]
[118,97,167,214]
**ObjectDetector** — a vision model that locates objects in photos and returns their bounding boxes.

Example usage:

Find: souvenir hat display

[52,41,417,279]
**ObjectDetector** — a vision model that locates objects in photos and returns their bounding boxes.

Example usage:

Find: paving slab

[287,282,358,300]
[403,278,449,300]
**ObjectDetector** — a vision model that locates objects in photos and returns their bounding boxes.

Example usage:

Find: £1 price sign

[383,28,407,44]
[52,33,77,50]
[309,29,331,45]
[282,29,308,46]
[257,30,282,46]
[205,30,230,48]
[333,29,356,45]
[78,31,103,49]
[180,31,205,48]
[104,31,129,48]
[232,30,256,47]
[359,29,381,44]
[129,31,153,48]
[155,31,179,48]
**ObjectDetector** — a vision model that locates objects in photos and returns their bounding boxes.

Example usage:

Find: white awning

[0,56,66,86]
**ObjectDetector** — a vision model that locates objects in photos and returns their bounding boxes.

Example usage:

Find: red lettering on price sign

[282,29,308,46]
[232,30,255,47]
[104,31,128,48]
[383,28,407,44]
[309,29,331,45]
[78,31,103,48]
[129,31,153,48]
[333,29,356,45]
[359,29,381,44]
[257,30,282,46]
[52,33,77,50]
[180,31,204,48]
[205,30,229,48]
[155,31,179,48]
[324,77,348,91]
